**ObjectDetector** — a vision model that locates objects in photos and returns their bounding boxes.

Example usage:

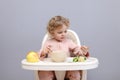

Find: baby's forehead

[55,25,68,31]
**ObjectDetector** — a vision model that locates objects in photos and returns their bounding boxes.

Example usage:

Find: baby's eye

[64,30,67,33]
[57,32,62,34]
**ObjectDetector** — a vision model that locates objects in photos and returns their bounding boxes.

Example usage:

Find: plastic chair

[35,29,87,80]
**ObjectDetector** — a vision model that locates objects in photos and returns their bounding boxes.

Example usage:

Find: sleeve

[68,39,80,55]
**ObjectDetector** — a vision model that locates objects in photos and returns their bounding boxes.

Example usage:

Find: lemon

[26,51,39,62]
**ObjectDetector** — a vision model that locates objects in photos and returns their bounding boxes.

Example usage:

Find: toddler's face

[52,25,68,41]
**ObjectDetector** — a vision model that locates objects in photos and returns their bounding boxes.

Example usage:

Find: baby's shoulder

[45,38,56,44]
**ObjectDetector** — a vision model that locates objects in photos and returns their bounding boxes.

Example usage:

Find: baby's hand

[72,47,83,56]
[39,51,47,60]
[46,45,53,53]
[80,45,89,55]
[43,45,52,54]
[40,45,52,59]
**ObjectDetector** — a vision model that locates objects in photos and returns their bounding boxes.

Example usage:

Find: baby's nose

[62,32,66,36]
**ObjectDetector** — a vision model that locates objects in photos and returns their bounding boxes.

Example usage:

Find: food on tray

[50,50,67,62]
[26,51,39,62]
[78,56,86,62]
[73,56,86,62]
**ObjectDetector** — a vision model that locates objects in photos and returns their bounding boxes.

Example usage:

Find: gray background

[0,0,120,80]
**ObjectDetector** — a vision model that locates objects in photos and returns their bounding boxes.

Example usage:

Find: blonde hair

[47,16,70,35]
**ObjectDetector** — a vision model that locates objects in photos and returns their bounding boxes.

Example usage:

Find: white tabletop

[21,57,99,71]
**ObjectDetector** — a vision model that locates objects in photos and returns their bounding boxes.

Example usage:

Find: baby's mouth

[61,37,65,39]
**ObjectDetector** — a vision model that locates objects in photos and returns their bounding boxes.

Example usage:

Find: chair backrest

[41,29,81,48]
[66,29,81,46]
[36,30,87,80]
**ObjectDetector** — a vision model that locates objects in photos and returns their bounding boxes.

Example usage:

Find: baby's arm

[41,46,52,57]
[69,39,89,57]
[71,46,89,57]
[68,39,82,56]
[39,41,52,60]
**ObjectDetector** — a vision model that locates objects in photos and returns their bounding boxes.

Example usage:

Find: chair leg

[55,71,66,80]
[81,70,87,80]
[34,70,39,80]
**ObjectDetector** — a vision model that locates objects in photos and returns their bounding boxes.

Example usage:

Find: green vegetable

[73,56,79,62]
[73,56,87,62]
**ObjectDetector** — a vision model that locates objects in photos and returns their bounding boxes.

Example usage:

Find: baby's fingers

[81,46,89,55]
[81,46,89,51]
[46,46,52,53]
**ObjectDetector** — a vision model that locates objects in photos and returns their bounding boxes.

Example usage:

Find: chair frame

[35,29,87,80]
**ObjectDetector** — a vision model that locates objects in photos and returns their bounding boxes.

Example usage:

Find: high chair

[35,29,87,80]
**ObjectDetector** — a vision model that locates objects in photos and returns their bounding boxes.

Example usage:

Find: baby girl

[38,15,89,80]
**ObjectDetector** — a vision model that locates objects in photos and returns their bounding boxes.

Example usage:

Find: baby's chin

[56,39,64,42]
[60,38,66,41]
[55,37,66,42]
